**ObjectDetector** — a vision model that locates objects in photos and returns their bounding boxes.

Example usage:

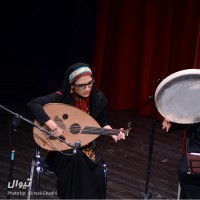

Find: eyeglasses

[73,80,95,90]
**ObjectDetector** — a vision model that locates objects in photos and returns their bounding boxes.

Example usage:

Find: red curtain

[92,0,200,115]
[194,20,200,68]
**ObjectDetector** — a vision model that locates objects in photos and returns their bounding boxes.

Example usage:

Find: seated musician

[162,119,200,199]
[27,62,126,199]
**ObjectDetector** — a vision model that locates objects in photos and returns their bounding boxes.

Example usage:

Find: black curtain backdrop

[0,0,98,105]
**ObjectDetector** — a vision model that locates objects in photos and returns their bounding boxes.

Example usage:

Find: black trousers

[46,150,106,199]
[178,152,200,199]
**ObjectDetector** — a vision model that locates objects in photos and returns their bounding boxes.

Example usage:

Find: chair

[27,147,55,200]
[177,131,200,199]
[27,145,107,199]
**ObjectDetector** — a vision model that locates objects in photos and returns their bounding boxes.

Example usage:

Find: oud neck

[81,126,129,136]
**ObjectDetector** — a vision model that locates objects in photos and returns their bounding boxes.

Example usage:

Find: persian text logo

[8,178,31,190]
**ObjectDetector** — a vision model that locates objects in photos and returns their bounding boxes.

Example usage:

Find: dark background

[0,0,98,106]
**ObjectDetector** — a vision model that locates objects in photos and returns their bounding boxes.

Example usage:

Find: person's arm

[27,92,64,136]
[92,90,125,142]
[103,125,125,142]
[96,109,125,142]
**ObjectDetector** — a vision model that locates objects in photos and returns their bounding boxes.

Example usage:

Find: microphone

[74,140,81,149]
[73,140,81,154]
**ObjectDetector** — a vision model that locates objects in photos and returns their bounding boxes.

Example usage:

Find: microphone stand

[0,105,76,199]
[143,96,157,199]
[7,115,21,199]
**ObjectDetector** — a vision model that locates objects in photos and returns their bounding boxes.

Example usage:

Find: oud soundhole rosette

[62,114,68,120]
[70,123,81,134]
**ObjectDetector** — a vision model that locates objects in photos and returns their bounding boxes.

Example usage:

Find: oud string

[52,125,128,135]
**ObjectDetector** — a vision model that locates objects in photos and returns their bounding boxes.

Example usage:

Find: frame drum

[155,69,200,124]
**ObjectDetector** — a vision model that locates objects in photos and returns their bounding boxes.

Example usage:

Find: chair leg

[27,148,43,199]
[98,159,108,190]
[177,183,181,200]
[27,158,35,200]
[34,149,43,199]
[35,163,41,199]
[103,163,107,188]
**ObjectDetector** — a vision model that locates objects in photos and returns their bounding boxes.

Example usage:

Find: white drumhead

[155,69,200,124]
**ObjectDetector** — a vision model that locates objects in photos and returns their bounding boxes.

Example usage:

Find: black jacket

[27,88,109,127]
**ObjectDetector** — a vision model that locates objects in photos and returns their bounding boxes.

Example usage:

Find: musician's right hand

[162,118,171,132]
[45,119,63,137]
[50,126,63,137]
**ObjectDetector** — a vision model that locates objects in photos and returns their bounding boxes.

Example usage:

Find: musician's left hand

[112,128,126,142]
[103,125,125,142]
